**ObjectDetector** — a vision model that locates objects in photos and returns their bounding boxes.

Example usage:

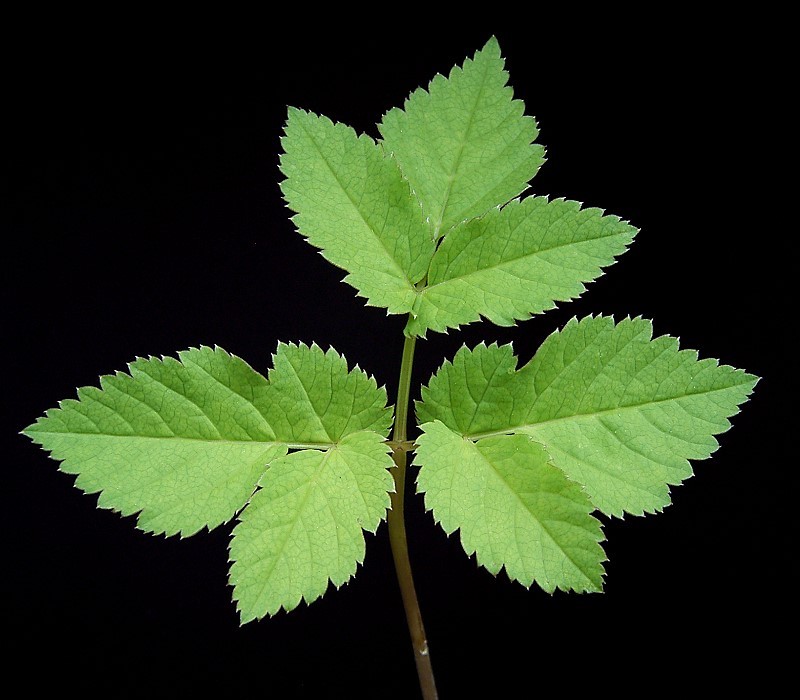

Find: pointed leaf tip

[482,35,501,54]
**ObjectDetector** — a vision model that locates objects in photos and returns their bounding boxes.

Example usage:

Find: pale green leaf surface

[280,108,434,313]
[263,342,392,443]
[25,345,392,536]
[405,197,636,335]
[380,37,544,239]
[414,421,604,592]
[418,317,758,516]
[229,431,394,622]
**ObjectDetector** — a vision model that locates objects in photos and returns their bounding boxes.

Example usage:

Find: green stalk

[388,333,438,699]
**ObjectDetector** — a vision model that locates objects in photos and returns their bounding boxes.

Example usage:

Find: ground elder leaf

[405,197,636,336]
[264,342,393,444]
[380,36,544,240]
[414,421,605,592]
[417,316,758,516]
[24,344,393,538]
[280,108,434,314]
[229,431,394,622]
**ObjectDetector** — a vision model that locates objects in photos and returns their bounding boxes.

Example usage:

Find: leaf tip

[482,35,501,55]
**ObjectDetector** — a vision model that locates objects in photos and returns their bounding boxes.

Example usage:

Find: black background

[5,17,788,698]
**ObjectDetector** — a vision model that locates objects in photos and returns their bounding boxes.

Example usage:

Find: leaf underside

[25,344,395,621]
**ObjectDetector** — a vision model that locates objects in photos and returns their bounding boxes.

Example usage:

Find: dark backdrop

[5,19,785,698]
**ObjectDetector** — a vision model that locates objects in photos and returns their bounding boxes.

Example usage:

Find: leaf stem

[388,333,439,699]
[393,334,416,444]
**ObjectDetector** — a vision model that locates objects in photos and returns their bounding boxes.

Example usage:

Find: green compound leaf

[25,344,393,538]
[380,36,544,240]
[280,108,434,314]
[414,421,605,592]
[230,431,393,622]
[417,316,758,517]
[405,197,636,336]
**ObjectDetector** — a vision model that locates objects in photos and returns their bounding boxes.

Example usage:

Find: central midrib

[465,382,747,441]
[423,227,628,292]
[27,430,332,451]
[283,357,333,442]
[247,447,336,615]
[432,56,491,240]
